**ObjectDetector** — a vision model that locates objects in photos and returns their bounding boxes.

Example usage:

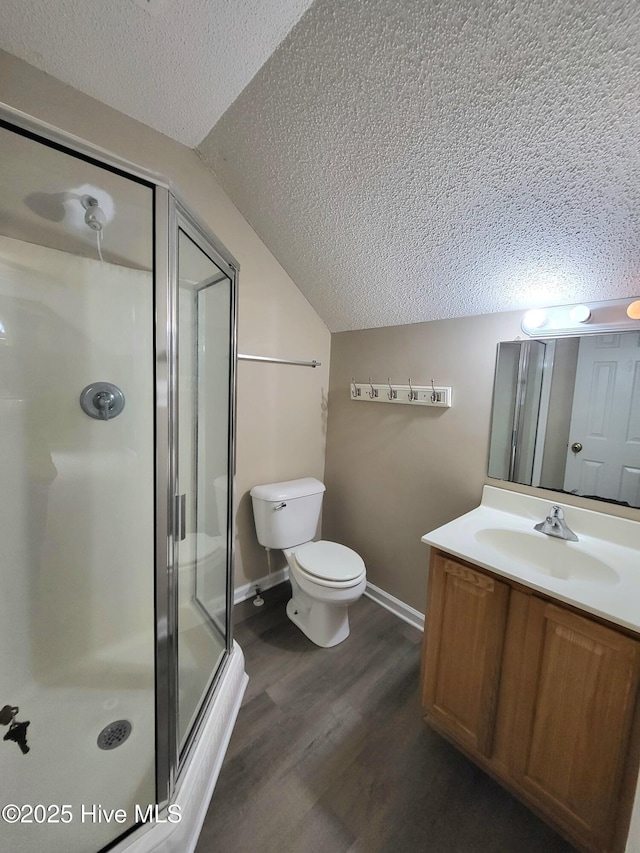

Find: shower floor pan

[2,633,246,853]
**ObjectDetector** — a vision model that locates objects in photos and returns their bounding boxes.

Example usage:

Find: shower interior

[0,111,244,853]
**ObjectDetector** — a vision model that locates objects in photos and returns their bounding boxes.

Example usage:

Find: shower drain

[97,720,132,750]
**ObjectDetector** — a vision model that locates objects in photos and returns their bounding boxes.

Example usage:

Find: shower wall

[0,234,154,681]
[0,225,157,853]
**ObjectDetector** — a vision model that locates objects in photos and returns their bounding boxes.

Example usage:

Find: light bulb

[569,305,591,324]
[523,309,548,330]
[627,300,640,320]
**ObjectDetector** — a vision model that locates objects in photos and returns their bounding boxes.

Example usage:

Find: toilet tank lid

[250,477,325,502]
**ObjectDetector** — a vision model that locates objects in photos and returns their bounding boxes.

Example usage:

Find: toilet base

[286,596,350,647]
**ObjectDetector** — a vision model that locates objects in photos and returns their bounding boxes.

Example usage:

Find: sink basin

[474,528,620,585]
[422,486,640,631]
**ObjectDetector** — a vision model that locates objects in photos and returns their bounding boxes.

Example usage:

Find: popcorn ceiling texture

[199,0,640,332]
[0,0,314,148]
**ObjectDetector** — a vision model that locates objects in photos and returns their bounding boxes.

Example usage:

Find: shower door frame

[0,102,239,823]
[166,195,238,784]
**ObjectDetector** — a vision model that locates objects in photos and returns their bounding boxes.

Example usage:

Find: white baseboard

[364,581,425,632]
[235,571,423,632]
[234,567,289,605]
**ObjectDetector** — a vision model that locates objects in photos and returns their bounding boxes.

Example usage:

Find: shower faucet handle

[95,390,115,420]
[79,382,125,421]
[3,719,30,754]
[0,705,18,726]
[0,706,30,754]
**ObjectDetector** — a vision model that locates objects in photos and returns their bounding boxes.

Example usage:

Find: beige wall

[323,311,640,614]
[0,50,331,590]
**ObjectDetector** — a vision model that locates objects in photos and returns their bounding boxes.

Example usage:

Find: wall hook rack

[350,378,452,408]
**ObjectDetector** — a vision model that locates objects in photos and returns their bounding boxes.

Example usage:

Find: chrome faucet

[534,505,578,542]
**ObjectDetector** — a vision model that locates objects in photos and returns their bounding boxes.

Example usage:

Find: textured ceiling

[3,0,640,332]
[0,0,314,147]
[199,0,640,331]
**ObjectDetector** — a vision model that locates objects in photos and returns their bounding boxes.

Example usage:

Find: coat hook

[368,378,377,399]
[408,378,417,401]
[431,378,437,403]
[387,378,396,400]
[351,377,359,398]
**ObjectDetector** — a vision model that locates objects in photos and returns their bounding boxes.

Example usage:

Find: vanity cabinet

[422,549,640,853]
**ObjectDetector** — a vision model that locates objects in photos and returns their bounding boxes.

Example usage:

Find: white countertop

[421,486,640,634]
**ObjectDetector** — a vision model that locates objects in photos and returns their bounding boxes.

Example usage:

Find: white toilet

[250,477,367,647]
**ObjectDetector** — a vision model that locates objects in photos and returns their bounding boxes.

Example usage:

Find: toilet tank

[250,478,326,549]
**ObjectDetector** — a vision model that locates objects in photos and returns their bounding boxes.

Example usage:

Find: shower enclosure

[0,107,245,853]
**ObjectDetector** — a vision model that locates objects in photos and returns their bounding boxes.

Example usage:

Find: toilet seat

[293,540,366,589]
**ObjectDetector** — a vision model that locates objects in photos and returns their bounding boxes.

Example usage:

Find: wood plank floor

[196,583,577,853]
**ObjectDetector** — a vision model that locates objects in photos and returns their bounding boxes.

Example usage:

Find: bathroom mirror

[488,331,640,508]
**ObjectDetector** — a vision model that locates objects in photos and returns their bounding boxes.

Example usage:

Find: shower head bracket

[80,194,99,211]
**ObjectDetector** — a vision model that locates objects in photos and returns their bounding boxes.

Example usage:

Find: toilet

[250,477,367,647]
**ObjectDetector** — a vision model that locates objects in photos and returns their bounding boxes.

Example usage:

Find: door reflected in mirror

[488,332,640,508]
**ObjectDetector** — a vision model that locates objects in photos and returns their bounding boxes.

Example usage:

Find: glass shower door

[175,220,233,754]
[0,122,156,853]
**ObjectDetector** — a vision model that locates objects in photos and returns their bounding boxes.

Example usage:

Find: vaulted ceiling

[3,0,640,331]
[0,0,315,147]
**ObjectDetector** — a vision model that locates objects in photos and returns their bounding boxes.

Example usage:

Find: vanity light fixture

[521,297,640,337]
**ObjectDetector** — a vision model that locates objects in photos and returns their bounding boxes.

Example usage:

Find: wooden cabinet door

[422,552,510,757]
[512,597,640,850]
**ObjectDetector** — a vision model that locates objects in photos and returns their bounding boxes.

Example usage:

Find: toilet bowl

[284,540,366,647]
[250,478,367,647]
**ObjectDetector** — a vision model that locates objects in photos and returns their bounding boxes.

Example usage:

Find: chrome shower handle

[80,382,125,420]
[94,390,115,420]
